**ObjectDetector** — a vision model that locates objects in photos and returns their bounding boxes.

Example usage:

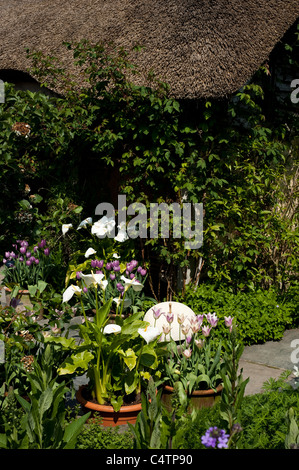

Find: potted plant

[44,271,164,426]
[1,239,53,316]
[159,309,234,412]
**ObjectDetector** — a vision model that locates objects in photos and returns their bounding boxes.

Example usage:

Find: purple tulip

[4,252,10,259]
[26,259,32,266]
[106,262,112,270]
[95,270,103,274]
[110,273,116,281]
[34,258,39,265]
[97,260,104,269]
[83,287,88,293]
[140,268,147,276]
[44,248,50,256]
[2,258,6,264]
[20,246,26,254]
[91,260,97,268]
[112,260,119,268]
[26,251,31,258]
[76,271,82,280]
[130,273,135,279]
[33,246,38,253]
[19,256,24,262]
[20,241,28,248]
[39,239,46,248]
[116,283,124,293]
[29,256,36,263]
[10,252,16,259]
[113,265,120,272]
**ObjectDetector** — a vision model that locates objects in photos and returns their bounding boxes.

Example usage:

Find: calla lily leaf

[58,350,94,375]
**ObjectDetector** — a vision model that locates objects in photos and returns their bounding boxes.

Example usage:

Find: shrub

[175,284,294,345]
[75,414,134,449]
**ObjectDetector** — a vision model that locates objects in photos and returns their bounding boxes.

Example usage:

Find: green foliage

[0,344,90,449]
[76,414,134,449]
[219,324,249,448]
[0,38,298,296]
[175,283,295,345]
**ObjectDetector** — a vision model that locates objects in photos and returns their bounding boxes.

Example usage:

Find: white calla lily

[120,275,143,292]
[62,224,73,236]
[62,285,82,303]
[91,216,116,238]
[77,217,92,230]
[80,272,105,287]
[84,247,96,258]
[114,222,128,242]
[103,324,121,334]
[113,297,132,308]
[138,325,160,344]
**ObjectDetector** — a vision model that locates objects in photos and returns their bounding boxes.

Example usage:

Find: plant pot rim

[76,384,142,413]
[163,383,223,396]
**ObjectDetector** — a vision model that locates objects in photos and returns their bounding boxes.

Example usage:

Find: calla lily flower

[77,217,92,230]
[103,324,121,334]
[113,297,132,308]
[62,224,73,236]
[63,285,82,302]
[138,325,160,344]
[114,222,128,242]
[85,247,96,258]
[120,275,143,292]
[80,272,107,289]
[91,216,116,238]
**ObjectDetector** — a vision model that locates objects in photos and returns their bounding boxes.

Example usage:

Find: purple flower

[116,283,124,293]
[83,287,88,293]
[44,248,50,256]
[20,241,28,248]
[33,246,38,253]
[2,258,7,264]
[20,246,26,255]
[140,268,147,276]
[39,239,46,248]
[91,260,97,269]
[96,260,104,269]
[76,271,82,280]
[164,312,174,324]
[26,259,32,266]
[106,262,112,270]
[26,251,31,258]
[5,252,11,259]
[110,273,116,281]
[113,264,120,272]
[10,297,21,309]
[201,427,229,449]
[130,273,135,279]
[152,307,163,320]
[34,258,39,265]
[10,252,16,259]
[19,256,24,262]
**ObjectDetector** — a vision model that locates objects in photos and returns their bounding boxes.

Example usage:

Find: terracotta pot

[76,385,142,427]
[161,384,223,413]
[4,286,43,319]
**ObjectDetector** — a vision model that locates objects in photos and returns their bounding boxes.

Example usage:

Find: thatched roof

[0,0,298,99]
